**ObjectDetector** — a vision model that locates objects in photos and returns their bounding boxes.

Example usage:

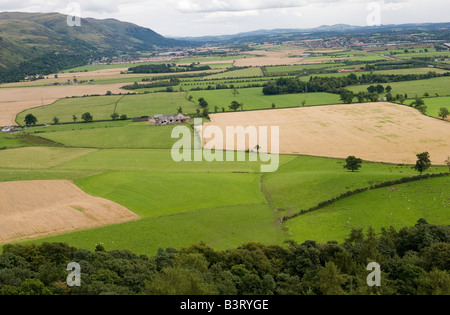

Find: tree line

[262,72,449,96]
[128,63,211,74]
[0,221,448,295]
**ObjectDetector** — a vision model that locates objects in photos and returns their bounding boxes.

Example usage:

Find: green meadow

[421,96,450,117]
[188,88,342,111]
[286,176,450,244]
[36,123,189,149]
[348,77,450,98]
[262,156,447,218]
[17,92,197,125]
[1,142,447,256]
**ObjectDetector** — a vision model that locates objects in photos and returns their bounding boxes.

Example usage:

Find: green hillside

[0,12,183,82]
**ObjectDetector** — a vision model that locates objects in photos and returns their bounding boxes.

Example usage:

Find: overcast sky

[0,0,448,37]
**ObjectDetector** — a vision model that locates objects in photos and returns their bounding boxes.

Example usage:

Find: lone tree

[229,100,242,112]
[340,90,355,104]
[232,87,239,97]
[438,107,449,120]
[24,114,37,127]
[52,117,60,124]
[198,98,209,109]
[445,157,450,172]
[415,152,431,174]
[81,112,93,123]
[177,107,183,114]
[344,156,363,172]
[111,113,119,121]
[72,115,78,123]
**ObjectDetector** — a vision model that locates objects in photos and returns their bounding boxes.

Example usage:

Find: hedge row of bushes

[282,172,450,222]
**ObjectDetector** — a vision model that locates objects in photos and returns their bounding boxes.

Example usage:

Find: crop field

[0,180,138,244]
[204,67,264,79]
[204,102,450,165]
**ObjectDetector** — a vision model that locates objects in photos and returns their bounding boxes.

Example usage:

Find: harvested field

[234,50,312,67]
[0,180,138,244]
[203,102,450,165]
[0,83,126,126]
[56,68,129,78]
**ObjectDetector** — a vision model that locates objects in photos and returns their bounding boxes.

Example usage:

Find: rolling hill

[0,12,185,82]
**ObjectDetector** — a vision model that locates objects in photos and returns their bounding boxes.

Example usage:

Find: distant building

[133,114,191,125]
[2,126,14,133]
[338,69,364,73]
[150,114,191,126]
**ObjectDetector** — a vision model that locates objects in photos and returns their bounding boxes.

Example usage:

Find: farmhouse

[338,68,363,73]
[150,114,191,126]
[2,126,14,133]
[133,114,191,125]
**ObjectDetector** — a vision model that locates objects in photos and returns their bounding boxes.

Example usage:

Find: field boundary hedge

[282,172,450,222]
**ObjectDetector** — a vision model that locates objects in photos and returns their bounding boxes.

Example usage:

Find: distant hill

[176,22,450,43]
[0,12,185,82]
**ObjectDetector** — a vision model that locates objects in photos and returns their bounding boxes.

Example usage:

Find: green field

[36,123,189,149]
[266,63,345,74]
[17,92,197,125]
[286,176,450,244]
[2,142,448,256]
[348,77,450,98]
[188,88,342,111]
[21,203,286,255]
[262,156,448,218]
[421,96,450,118]
[62,61,163,73]
[204,67,264,79]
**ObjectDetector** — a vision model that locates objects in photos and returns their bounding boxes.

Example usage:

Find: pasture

[421,96,450,118]
[17,92,196,124]
[348,77,450,98]
[285,175,450,243]
[188,88,342,111]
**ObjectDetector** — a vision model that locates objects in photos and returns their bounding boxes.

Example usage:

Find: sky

[0,0,449,37]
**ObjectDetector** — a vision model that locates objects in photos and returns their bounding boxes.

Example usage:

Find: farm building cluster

[133,114,191,125]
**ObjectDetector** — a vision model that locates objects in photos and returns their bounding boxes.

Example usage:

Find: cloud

[173,0,309,13]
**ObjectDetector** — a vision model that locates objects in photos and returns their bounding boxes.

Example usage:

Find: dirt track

[0,83,126,126]
[204,102,450,165]
[0,180,139,244]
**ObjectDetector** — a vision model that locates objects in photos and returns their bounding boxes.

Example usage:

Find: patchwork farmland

[1,34,450,296]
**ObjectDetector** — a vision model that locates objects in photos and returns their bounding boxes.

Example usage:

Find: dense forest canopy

[0,221,448,295]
